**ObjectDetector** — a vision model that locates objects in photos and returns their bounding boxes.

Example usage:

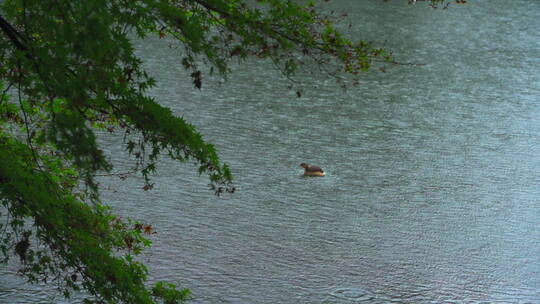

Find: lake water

[1,0,539,303]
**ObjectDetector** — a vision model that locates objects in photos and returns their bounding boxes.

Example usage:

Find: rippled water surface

[2,0,539,303]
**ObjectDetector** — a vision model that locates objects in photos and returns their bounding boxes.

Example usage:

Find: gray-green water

[1,1,539,303]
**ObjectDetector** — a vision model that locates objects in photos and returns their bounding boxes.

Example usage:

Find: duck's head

[300,163,309,169]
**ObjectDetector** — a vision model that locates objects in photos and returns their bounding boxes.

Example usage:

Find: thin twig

[0,81,14,106]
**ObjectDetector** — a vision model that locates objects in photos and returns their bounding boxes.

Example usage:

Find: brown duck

[300,163,325,177]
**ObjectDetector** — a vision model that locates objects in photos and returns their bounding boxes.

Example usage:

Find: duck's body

[300,163,325,177]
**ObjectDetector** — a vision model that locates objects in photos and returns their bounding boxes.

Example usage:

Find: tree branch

[0,15,28,53]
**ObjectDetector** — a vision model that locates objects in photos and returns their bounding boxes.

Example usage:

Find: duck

[300,163,325,177]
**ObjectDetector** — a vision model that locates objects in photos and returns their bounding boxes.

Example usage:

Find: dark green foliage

[0,0,449,303]
[0,135,190,303]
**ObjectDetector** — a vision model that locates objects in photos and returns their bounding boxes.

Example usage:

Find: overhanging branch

[0,15,28,53]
